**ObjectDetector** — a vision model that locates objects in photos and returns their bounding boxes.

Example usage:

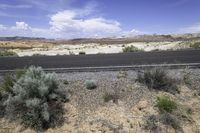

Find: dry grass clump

[137,68,178,94]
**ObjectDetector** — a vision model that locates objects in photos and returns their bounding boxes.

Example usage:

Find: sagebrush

[3,66,67,131]
[0,69,26,96]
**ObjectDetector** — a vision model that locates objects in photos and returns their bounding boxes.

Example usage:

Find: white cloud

[0,22,59,38]
[130,29,142,34]
[119,29,145,37]
[11,22,30,30]
[0,20,139,39]
[49,9,121,38]
[0,2,143,39]
[0,1,123,38]
[179,23,200,33]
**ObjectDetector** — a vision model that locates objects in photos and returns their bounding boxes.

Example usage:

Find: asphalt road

[0,50,200,70]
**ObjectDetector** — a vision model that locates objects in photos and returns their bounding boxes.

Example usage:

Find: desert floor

[0,41,191,56]
[0,68,199,133]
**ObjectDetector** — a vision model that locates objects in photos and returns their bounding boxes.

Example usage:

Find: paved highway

[0,50,200,70]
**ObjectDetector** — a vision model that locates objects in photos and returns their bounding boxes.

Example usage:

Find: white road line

[0,63,199,73]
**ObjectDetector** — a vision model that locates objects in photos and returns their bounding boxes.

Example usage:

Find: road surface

[0,50,200,70]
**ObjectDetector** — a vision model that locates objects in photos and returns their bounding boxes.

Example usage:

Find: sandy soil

[11,41,185,57]
[0,68,199,133]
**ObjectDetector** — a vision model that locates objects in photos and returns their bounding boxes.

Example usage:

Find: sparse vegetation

[156,95,177,113]
[69,51,75,55]
[144,96,180,131]
[63,80,69,85]
[145,112,181,131]
[122,45,143,52]
[144,115,158,131]
[0,65,199,132]
[117,71,128,79]
[85,80,97,90]
[1,66,67,131]
[0,69,26,95]
[0,50,18,57]
[0,74,14,95]
[189,41,200,49]
[159,112,180,129]
[32,54,46,56]
[183,70,192,85]
[186,108,193,115]
[137,68,178,94]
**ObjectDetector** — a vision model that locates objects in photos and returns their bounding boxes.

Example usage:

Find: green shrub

[137,68,178,94]
[122,45,142,52]
[156,95,177,113]
[4,66,67,131]
[0,50,18,57]
[0,69,26,95]
[15,69,27,79]
[0,69,27,117]
[0,74,14,95]
[85,80,97,90]
[79,51,86,55]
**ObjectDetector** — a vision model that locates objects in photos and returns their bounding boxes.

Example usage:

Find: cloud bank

[0,2,143,39]
[49,9,121,38]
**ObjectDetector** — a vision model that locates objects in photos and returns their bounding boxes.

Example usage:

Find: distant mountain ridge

[58,33,200,44]
[0,33,200,43]
[0,36,50,41]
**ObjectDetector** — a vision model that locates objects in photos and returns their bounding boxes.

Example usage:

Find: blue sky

[0,0,200,38]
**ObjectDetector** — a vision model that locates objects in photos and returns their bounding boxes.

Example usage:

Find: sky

[0,0,200,39]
